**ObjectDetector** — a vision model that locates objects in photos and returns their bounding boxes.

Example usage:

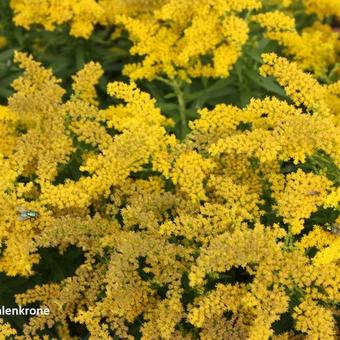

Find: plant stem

[156,76,187,139]
[284,228,294,252]
[171,79,187,139]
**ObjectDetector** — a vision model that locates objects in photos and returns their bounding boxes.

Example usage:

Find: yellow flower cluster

[313,238,340,265]
[271,170,333,234]
[254,11,339,77]
[304,0,340,19]
[10,0,105,38]
[260,53,331,115]
[0,319,17,338]
[9,0,167,38]
[171,151,215,202]
[119,0,258,80]
[0,52,169,277]
[0,105,18,157]
[297,217,340,266]
[8,0,340,86]
[265,0,340,19]
[0,8,339,340]
[294,298,337,339]
[253,10,296,32]
[187,222,339,339]
[209,95,339,170]
[8,0,259,78]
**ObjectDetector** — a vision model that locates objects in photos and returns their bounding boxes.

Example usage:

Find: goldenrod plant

[0,0,339,339]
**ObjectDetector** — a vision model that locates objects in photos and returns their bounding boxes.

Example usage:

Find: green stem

[156,76,187,139]
[328,63,339,82]
[284,227,294,252]
[245,9,253,22]
[172,79,187,139]
[155,76,173,87]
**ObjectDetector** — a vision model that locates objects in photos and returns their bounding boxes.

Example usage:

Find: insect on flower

[324,223,340,236]
[306,190,321,196]
[17,208,39,221]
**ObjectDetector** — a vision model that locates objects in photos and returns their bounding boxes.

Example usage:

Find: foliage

[0,0,339,339]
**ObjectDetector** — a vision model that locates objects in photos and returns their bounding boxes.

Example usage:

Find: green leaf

[0,48,14,62]
[157,102,178,113]
[185,78,234,101]
[75,44,85,70]
[246,70,286,97]
[0,87,13,98]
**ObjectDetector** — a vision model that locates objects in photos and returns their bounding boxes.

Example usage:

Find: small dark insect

[324,223,340,235]
[17,208,39,221]
[306,190,321,196]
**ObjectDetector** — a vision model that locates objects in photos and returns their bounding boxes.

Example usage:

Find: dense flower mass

[9,0,167,38]
[117,0,258,80]
[0,0,339,339]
